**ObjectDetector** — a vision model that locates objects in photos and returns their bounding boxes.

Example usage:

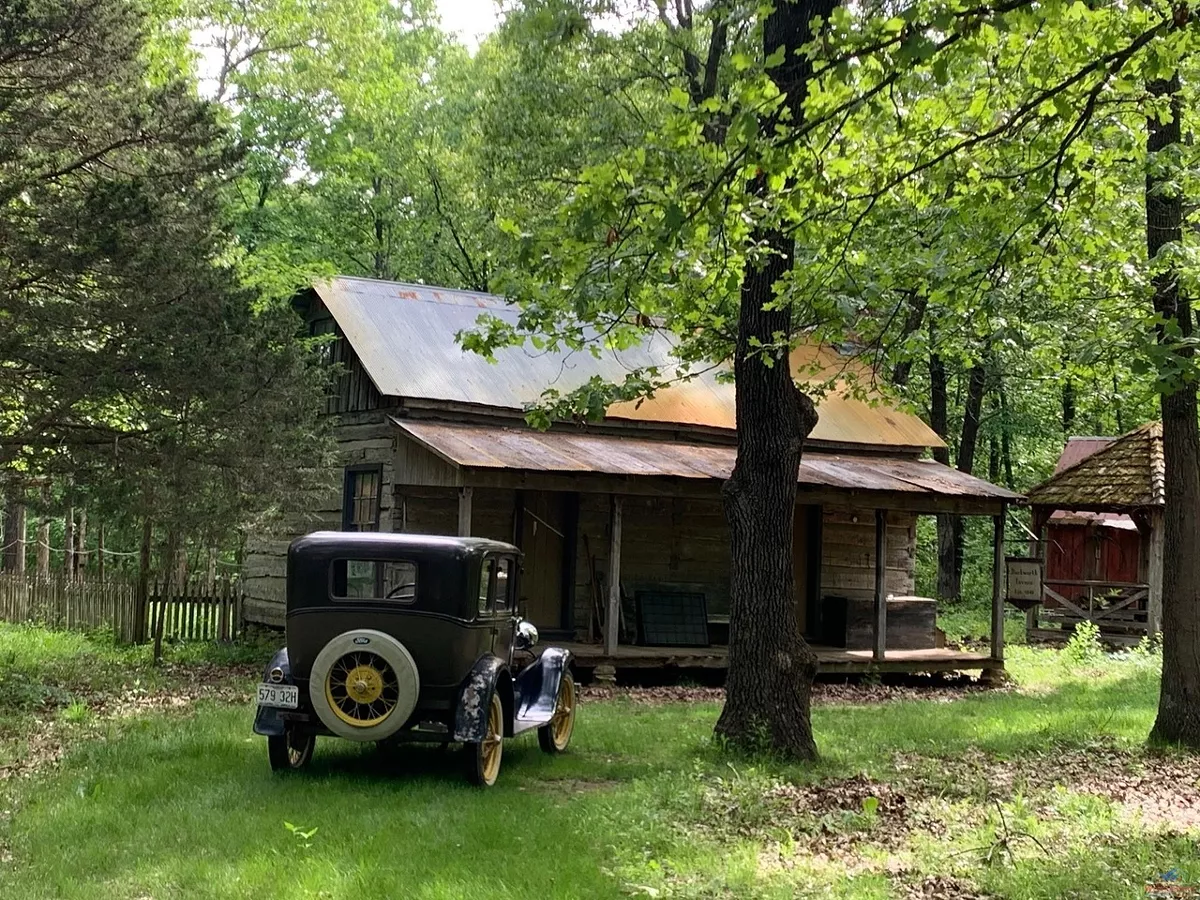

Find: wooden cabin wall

[308,305,382,415]
[820,507,916,604]
[242,410,396,627]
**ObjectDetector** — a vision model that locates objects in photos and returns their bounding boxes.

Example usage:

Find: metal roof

[312,276,945,450]
[393,419,1019,502]
[1054,436,1116,474]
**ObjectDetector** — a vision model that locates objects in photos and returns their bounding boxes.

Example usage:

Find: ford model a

[253,532,576,786]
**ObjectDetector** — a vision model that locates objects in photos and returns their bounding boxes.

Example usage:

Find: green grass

[0,628,1193,899]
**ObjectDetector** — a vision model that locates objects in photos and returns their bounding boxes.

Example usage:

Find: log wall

[242,410,397,627]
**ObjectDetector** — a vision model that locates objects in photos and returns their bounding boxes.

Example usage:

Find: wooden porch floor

[559,642,998,676]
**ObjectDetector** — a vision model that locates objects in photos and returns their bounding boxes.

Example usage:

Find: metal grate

[636,591,709,647]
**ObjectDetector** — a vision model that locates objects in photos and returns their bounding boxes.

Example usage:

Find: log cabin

[243,276,1020,675]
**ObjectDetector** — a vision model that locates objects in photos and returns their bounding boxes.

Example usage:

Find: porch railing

[1030,578,1150,644]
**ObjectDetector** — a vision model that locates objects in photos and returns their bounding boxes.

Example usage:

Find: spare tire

[308,629,420,741]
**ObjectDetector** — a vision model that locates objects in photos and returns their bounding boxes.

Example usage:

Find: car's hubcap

[550,676,575,748]
[325,652,399,727]
[481,694,503,784]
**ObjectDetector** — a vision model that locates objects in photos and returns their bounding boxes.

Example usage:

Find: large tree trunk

[715,0,833,759]
[1147,69,1200,747]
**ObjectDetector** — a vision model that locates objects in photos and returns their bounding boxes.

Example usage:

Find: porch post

[873,509,887,662]
[605,496,623,655]
[1147,507,1165,637]
[991,509,1006,662]
[457,486,473,537]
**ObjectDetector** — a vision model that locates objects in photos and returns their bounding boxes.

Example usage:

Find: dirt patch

[901,874,995,899]
[533,777,620,794]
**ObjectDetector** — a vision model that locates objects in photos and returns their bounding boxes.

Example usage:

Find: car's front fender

[514,647,572,725]
[252,647,291,738]
[453,655,509,743]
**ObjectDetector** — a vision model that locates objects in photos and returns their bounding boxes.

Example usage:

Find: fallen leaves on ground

[581,675,1004,707]
[893,744,1200,832]
[0,664,254,782]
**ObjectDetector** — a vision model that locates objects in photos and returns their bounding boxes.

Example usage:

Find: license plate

[257,683,299,709]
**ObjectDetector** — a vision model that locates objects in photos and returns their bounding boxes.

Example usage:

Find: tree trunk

[1147,68,1200,747]
[64,506,75,580]
[75,508,87,578]
[928,349,959,600]
[715,0,834,759]
[136,516,152,644]
[2,489,25,573]
[891,291,928,388]
[36,483,49,577]
[999,383,1015,489]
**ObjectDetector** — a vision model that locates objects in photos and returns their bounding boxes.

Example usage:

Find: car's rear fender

[252,647,292,737]
[452,655,511,742]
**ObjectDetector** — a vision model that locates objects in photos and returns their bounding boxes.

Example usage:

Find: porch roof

[392,419,1019,505]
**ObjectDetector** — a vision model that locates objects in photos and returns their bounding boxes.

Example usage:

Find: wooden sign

[1005,558,1043,603]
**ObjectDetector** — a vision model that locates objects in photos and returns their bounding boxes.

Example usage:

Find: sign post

[1004,557,1043,609]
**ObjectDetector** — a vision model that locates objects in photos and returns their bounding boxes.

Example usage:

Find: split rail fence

[0,573,243,644]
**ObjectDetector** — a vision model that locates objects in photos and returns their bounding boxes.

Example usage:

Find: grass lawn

[0,625,1196,899]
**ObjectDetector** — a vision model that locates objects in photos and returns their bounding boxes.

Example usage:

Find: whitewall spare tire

[308,629,420,741]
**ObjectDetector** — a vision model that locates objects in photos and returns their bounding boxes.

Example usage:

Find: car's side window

[495,558,512,613]
[478,557,495,615]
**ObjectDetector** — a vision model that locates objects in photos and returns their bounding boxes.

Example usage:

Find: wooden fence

[0,573,242,644]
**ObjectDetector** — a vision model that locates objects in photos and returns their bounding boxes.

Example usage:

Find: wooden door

[1100,529,1141,584]
[519,491,566,629]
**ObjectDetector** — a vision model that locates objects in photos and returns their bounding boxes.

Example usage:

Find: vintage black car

[253,532,576,786]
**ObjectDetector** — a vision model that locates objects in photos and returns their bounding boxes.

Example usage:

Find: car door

[490,556,517,663]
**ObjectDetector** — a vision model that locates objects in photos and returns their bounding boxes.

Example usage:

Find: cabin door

[519,491,566,630]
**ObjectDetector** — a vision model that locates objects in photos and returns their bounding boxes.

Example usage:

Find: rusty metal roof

[1027,422,1164,510]
[393,419,1018,501]
[1054,436,1116,474]
[313,276,944,450]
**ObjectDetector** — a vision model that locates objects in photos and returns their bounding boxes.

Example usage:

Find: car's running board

[512,711,553,736]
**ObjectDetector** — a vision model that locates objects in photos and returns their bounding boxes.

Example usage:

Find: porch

[391,418,1021,676]
[559,641,996,676]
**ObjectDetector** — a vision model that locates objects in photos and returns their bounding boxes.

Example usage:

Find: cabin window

[330,559,417,602]
[495,558,512,612]
[343,466,382,532]
[478,558,495,614]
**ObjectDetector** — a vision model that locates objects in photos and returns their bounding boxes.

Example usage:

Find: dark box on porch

[823,595,938,651]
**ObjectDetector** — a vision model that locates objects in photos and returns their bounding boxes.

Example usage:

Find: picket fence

[0,573,242,644]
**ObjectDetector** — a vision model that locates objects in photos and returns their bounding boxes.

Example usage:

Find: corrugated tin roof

[1054,436,1116,474]
[1027,422,1164,510]
[313,276,945,450]
[393,419,1019,502]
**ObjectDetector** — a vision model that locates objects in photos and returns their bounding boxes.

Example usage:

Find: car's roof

[290,531,520,559]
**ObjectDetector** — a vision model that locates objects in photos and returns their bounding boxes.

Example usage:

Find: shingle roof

[310,276,946,451]
[1027,423,1164,510]
[1054,436,1116,474]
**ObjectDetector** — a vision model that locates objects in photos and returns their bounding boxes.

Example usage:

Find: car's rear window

[330,559,417,602]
